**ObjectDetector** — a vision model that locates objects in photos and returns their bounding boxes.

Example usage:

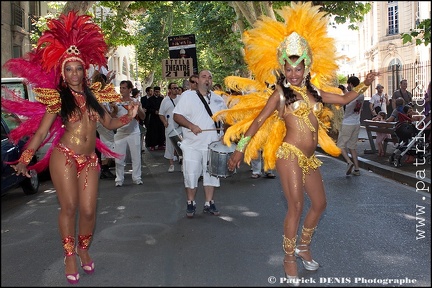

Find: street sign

[162,58,194,79]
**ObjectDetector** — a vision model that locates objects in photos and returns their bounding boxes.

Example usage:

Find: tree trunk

[62,1,96,15]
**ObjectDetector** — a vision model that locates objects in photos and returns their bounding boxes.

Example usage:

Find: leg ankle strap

[282,235,297,255]
[78,234,93,250]
[300,226,316,244]
[296,243,310,253]
[62,236,75,256]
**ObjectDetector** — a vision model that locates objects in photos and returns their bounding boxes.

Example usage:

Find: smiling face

[63,61,85,91]
[283,57,306,87]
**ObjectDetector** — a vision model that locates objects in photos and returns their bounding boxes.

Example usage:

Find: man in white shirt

[173,70,227,218]
[113,80,146,186]
[159,82,182,172]
[370,84,389,117]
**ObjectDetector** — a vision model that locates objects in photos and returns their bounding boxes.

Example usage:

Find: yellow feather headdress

[213,2,342,170]
[243,1,341,92]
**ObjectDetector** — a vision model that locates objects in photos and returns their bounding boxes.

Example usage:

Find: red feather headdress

[37,11,108,84]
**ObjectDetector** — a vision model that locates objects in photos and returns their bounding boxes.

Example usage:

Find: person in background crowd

[392,79,412,109]
[159,82,182,172]
[113,80,145,186]
[183,74,199,92]
[338,84,347,94]
[173,69,228,218]
[371,111,391,156]
[337,76,365,176]
[1,11,139,284]
[132,87,146,151]
[386,97,405,122]
[92,71,117,179]
[145,86,165,150]
[250,151,276,179]
[370,84,389,117]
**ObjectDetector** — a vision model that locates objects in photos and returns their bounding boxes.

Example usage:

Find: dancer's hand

[127,101,139,118]
[365,71,381,86]
[228,150,244,171]
[11,163,31,178]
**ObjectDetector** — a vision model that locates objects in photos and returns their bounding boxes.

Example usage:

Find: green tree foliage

[134,1,244,86]
[30,1,375,87]
[401,18,431,46]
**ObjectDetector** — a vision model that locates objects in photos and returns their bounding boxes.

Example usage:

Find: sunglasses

[190,80,197,84]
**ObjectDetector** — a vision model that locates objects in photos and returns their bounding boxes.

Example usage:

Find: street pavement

[1,137,431,287]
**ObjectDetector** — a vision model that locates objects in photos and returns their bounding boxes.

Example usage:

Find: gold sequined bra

[283,86,323,133]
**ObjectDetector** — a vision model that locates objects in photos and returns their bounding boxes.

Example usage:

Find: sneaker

[168,165,175,173]
[186,202,196,218]
[352,170,361,176]
[203,200,220,216]
[115,181,123,187]
[134,180,143,185]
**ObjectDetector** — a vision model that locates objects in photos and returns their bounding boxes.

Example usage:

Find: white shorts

[181,145,220,189]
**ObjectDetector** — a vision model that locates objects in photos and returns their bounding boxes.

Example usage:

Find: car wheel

[21,170,39,195]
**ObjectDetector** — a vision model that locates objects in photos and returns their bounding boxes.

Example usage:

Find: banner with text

[162,58,194,79]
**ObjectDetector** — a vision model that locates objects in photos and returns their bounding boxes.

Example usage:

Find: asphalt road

[1,149,431,287]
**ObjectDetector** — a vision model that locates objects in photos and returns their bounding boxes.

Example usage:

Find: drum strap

[170,98,176,107]
[196,90,221,134]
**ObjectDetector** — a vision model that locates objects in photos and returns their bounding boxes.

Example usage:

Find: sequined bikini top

[282,86,323,133]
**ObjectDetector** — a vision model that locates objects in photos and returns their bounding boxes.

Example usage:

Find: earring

[283,78,291,88]
[300,77,306,87]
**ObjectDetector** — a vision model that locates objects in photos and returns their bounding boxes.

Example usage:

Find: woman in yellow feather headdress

[213,2,379,284]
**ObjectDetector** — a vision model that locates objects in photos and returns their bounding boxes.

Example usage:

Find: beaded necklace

[70,88,86,110]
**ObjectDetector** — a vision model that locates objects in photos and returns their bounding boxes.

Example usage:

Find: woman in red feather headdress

[2,11,139,284]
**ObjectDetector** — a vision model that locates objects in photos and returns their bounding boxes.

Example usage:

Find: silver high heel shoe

[284,259,300,286]
[283,235,300,287]
[295,244,319,271]
[295,226,319,271]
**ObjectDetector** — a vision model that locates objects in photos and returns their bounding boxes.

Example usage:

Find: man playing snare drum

[173,70,227,218]
[159,82,182,172]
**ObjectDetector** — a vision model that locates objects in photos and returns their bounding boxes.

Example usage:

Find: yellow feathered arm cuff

[90,82,122,103]
[34,88,61,114]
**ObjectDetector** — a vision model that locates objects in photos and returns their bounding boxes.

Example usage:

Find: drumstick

[201,128,224,132]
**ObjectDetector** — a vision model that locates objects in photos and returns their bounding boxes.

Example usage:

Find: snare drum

[207,140,236,178]
[168,127,183,156]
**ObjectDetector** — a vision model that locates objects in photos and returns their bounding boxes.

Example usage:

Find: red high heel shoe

[77,234,95,275]
[63,236,80,284]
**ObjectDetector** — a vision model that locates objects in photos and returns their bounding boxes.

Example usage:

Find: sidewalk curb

[316,146,431,189]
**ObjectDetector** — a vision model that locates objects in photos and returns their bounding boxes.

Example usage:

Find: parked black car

[1,109,39,195]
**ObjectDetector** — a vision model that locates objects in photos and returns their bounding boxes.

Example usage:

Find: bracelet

[236,135,251,153]
[18,148,35,165]
[352,82,369,95]
[119,114,131,125]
